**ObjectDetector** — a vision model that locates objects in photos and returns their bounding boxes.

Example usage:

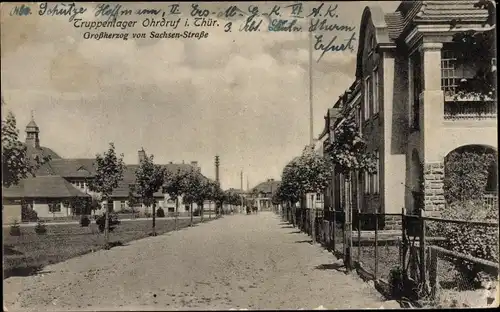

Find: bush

[156,207,165,218]
[193,208,201,216]
[427,200,499,288]
[144,212,152,218]
[389,266,404,298]
[443,148,496,203]
[95,213,121,233]
[21,206,38,222]
[9,221,21,236]
[80,215,91,227]
[35,220,47,235]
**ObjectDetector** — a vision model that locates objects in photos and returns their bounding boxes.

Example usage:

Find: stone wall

[423,162,445,217]
[384,214,402,230]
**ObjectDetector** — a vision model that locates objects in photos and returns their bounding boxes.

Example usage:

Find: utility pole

[240,170,244,213]
[215,155,220,216]
[308,22,317,244]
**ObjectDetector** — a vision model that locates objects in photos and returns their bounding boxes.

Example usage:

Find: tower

[25,110,40,148]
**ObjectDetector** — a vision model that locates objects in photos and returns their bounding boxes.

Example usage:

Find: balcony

[444,98,497,120]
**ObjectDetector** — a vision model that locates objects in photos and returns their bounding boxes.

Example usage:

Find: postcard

[2,1,498,310]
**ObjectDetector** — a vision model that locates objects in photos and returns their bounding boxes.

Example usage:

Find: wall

[2,203,22,224]
[381,51,407,214]
[33,199,72,218]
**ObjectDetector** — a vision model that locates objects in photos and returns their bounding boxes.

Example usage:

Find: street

[3,212,387,311]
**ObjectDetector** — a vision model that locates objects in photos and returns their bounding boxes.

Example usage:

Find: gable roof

[252,180,281,195]
[2,176,90,199]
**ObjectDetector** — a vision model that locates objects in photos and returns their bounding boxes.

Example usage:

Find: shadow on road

[281,225,294,229]
[3,245,24,256]
[104,241,128,249]
[294,239,313,244]
[3,264,44,279]
[314,263,347,273]
[287,231,302,234]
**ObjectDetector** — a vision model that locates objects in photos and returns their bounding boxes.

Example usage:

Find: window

[441,50,457,97]
[372,151,380,194]
[120,201,127,209]
[410,52,422,130]
[357,106,363,135]
[364,171,370,194]
[168,207,175,212]
[316,193,323,202]
[364,76,373,120]
[49,202,61,212]
[373,69,379,114]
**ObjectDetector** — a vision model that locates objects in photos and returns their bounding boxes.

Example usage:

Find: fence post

[375,212,379,281]
[427,246,439,301]
[332,210,336,252]
[419,209,427,293]
[401,208,406,274]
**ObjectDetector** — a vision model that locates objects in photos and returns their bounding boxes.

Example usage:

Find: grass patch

[3,218,207,279]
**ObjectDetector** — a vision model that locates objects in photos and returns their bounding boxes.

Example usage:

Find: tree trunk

[200,204,204,222]
[104,200,110,247]
[344,175,353,271]
[209,201,212,219]
[190,203,193,226]
[152,202,156,236]
[175,197,179,231]
[311,194,316,244]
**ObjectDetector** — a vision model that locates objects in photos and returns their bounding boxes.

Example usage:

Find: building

[2,116,213,223]
[320,1,497,229]
[250,179,280,211]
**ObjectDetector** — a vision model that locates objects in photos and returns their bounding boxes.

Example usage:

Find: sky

[1,1,400,190]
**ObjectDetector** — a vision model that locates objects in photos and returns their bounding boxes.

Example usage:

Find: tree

[294,145,331,243]
[163,169,189,230]
[88,143,126,247]
[182,169,207,226]
[126,186,139,216]
[324,112,377,269]
[135,151,166,236]
[2,111,50,188]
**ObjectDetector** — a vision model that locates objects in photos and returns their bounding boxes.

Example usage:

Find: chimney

[138,149,146,163]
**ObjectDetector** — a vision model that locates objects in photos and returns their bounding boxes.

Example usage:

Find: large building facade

[2,117,214,223]
[320,1,497,228]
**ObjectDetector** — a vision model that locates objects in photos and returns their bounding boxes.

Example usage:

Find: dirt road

[3,212,388,311]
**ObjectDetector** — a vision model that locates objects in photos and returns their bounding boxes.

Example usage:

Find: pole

[308,24,313,145]
[152,202,156,236]
[241,171,244,213]
[104,199,109,247]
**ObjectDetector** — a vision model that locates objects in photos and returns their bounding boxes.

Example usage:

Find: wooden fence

[279,205,499,302]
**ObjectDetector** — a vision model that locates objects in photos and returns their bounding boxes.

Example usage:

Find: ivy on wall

[443,147,497,204]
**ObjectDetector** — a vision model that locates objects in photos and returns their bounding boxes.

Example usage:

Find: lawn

[3,217,217,279]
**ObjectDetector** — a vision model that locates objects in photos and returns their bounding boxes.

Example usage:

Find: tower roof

[26,118,39,133]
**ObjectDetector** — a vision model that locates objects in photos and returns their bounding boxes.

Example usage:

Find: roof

[2,176,90,199]
[226,188,247,195]
[252,180,281,195]
[110,163,203,198]
[25,120,39,131]
[37,158,96,177]
[26,144,62,163]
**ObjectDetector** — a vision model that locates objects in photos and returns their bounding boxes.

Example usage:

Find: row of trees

[273,112,377,254]
[88,144,246,246]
